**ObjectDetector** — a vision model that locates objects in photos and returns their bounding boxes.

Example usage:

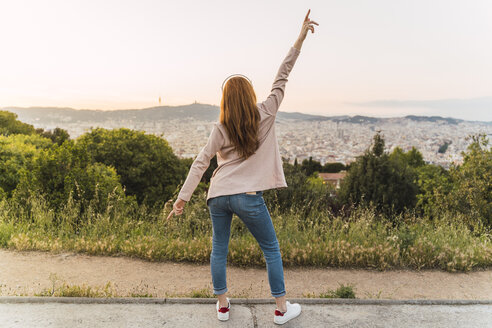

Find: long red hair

[220,76,260,160]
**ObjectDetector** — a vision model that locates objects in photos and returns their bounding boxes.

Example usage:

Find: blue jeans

[206,191,286,297]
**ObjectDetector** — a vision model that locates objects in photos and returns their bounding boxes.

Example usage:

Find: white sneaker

[216,297,230,321]
[274,301,301,325]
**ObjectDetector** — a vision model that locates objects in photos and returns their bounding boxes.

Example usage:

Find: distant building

[319,171,347,189]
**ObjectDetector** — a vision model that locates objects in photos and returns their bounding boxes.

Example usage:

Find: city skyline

[8,104,489,168]
[1,0,491,121]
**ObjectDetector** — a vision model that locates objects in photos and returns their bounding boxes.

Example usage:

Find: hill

[3,103,488,126]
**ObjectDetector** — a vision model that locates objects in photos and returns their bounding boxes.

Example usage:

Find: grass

[35,273,117,297]
[0,190,491,273]
[304,283,357,299]
[29,272,215,298]
[35,281,157,298]
[25,273,360,300]
[188,288,214,298]
[319,283,357,299]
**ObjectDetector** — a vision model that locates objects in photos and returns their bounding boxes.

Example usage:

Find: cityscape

[6,104,491,169]
[152,117,490,168]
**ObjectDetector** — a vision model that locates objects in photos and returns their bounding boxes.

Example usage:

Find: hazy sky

[1,0,491,121]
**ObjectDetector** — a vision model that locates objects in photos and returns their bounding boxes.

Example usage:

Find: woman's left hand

[167,198,186,219]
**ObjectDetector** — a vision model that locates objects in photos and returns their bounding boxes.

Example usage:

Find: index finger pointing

[304,9,310,22]
[166,209,174,220]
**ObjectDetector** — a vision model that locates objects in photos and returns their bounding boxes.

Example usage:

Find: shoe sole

[218,314,229,321]
[274,310,301,325]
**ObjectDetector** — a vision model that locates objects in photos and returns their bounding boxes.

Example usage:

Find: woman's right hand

[298,9,318,42]
[166,198,186,220]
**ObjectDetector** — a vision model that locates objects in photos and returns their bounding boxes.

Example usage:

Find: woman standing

[168,9,318,325]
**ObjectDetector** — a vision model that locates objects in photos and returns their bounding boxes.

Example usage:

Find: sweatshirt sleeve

[258,46,301,116]
[177,122,224,202]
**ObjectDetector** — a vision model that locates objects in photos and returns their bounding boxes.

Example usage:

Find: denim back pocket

[239,191,264,216]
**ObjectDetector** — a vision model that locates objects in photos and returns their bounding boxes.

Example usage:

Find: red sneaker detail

[218,306,229,313]
[275,309,285,316]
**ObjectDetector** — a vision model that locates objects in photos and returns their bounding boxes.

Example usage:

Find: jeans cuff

[214,287,228,295]
[272,291,286,297]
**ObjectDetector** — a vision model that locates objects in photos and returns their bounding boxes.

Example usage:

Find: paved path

[1,297,491,328]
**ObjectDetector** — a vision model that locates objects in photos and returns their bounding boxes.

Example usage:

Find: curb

[1,296,491,305]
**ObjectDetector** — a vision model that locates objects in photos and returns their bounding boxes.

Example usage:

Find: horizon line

[1,103,491,124]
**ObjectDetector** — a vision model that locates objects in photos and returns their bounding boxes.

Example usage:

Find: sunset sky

[1,0,491,121]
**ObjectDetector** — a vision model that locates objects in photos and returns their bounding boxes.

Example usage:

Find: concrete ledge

[1,296,491,305]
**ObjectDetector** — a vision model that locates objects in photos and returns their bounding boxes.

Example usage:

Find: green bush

[0,134,53,197]
[75,127,187,209]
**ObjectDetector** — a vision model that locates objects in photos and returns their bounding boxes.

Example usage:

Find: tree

[390,146,425,168]
[36,127,70,145]
[75,128,187,209]
[13,139,127,225]
[0,134,53,197]
[301,156,322,176]
[339,132,419,219]
[0,111,36,136]
[438,141,450,154]
[415,164,453,218]
[445,133,491,227]
[322,162,346,173]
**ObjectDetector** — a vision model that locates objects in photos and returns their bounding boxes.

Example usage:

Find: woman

[168,9,318,325]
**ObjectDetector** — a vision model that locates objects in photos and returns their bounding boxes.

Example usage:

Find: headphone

[221,74,253,92]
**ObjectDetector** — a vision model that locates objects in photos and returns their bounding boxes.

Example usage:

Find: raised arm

[258,9,318,116]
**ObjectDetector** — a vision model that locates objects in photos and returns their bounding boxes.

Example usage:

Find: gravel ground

[1,248,491,299]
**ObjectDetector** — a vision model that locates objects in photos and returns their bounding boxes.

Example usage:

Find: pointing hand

[299,9,319,41]
[167,198,186,220]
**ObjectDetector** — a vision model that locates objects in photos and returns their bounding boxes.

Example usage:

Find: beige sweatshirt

[177,46,301,203]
